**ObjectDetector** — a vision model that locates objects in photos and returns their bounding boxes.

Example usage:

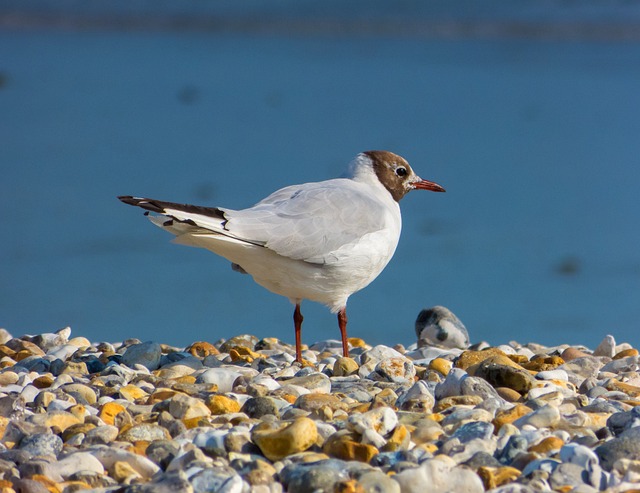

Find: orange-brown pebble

[348,337,367,348]
[493,404,533,430]
[230,346,262,362]
[206,394,242,415]
[521,355,565,372]
[560,347,590,361]
[429,358,452,376]
[455,348,508,370]
[477,466,521,490]
[528,436,564,454]
[606,379,640,397]
[507,354,529,365]
[0,346,16,359]
[467,354,525,376]
[323,435,378,463]
[187,341,220,357]
[119,384,148,402]
[32,375,55,389]
[146,389,179,405]
[99,402,128,426]
[383,424,410,452]
[614,348,639,359]
[334,479,365,493]
[495,387,522,402]
[434,395,483,412]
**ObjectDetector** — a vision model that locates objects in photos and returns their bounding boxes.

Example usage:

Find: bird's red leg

[294,303,304,363]
[337,308,349,358]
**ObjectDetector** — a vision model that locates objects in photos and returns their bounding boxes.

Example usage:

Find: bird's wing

[223,179,390,264]
[119,179,391,265]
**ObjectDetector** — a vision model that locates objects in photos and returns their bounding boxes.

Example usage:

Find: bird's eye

[395,167,407,177]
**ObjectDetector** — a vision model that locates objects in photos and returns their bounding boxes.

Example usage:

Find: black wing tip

[117,196,165,213]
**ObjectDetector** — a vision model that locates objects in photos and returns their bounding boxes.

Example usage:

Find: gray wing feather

[223,179,387,264]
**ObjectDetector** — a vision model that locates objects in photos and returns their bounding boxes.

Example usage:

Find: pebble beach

[1,307,640,493]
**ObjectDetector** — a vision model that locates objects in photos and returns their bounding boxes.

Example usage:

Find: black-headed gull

[119,150,445,362]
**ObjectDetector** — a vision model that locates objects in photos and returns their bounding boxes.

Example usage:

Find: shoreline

[0,319,639,492]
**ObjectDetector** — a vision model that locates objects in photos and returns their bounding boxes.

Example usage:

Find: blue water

[2,6,640,350]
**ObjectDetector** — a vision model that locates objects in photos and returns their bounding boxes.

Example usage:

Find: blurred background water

[1,1,639,350]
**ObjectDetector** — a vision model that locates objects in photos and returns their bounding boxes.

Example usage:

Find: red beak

[413,178,446,193]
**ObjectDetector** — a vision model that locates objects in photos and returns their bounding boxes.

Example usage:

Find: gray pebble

[596,426,640,471]
[18,433,63,458]
[241,396,280,418]
[122,341,162,370]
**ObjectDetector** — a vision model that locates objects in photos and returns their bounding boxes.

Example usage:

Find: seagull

[119,150,445,362]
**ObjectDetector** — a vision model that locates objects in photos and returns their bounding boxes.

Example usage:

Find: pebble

[251,417,318,461]
[0,311,636,492]
[121,341,162,370]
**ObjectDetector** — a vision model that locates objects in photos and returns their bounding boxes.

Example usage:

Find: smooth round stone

[281,373,331,394]
[85,425,120,444]
[241,396,280,419]
[198,368,244,393]
[434,368,467,399]
[528,436,564,454]
[513,404,561,429]
[560,444,599,469]
[536,369,569,382]
[558,357,603,385]
[19,433,63,457]
[0,371,19,385]
[190,468,244,493]
[455,348,509,371]
[322,434,379,463]
[358,470,401,493]
[68,336,91,347]
[91,446,160,479]
[601,356,640,374]
[475,363,537,394]
[145,440,181,469]
[46,344,79,361]
[190,429,227,457]
[138,472,195,493]
[168,393,211,420]
[596,426,640,471]
[118,383,148,402]
[207,394,242,415]
[396,381,435,413]
[187,341,220,358]
[429,357,453,376]
[347,406,398,436]
[373,357,416,383]
[393,458,484,493]
[62,383,97,405]
[122,341,162,371]
[460,375,504,401]
[451,421,495,444]
[521,458,561,477]
[280,460,350,493]
[219,334,259,352]
[333,357,359,376]
[252,417,318,461]
[119,423,171,442]
[50,451,105,478]
[613,348,639,359]
[250,375,281,391]
[28,410,81,433]
[415,306,470,350]
[593,335,616,358]
[295,393,348,414]
[358,345,409,378]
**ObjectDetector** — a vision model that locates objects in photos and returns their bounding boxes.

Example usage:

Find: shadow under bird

[119,150,445,362]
